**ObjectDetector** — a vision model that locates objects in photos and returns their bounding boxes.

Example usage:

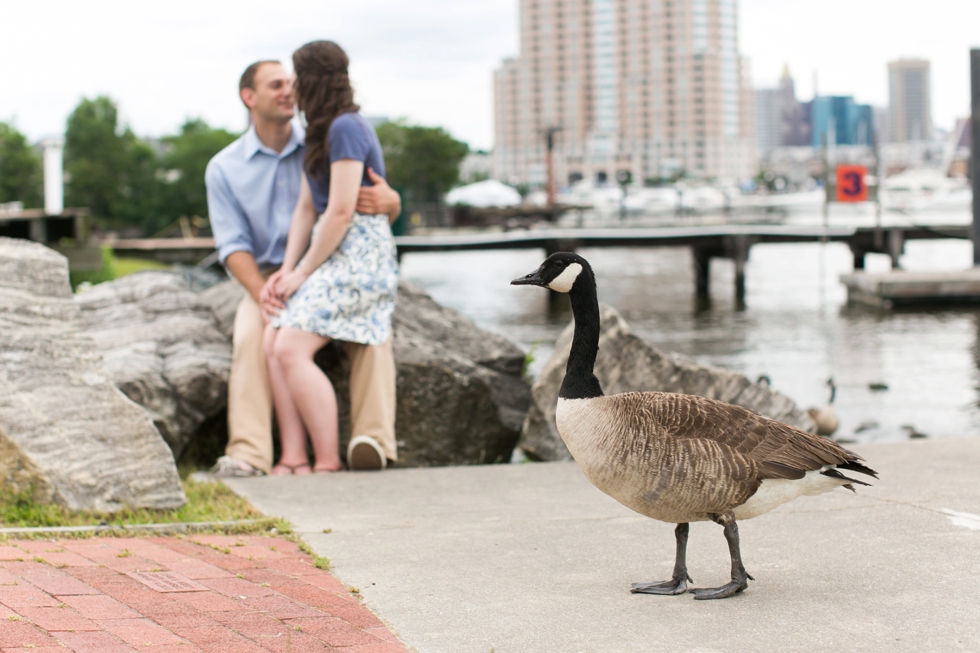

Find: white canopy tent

[445,180,522,208]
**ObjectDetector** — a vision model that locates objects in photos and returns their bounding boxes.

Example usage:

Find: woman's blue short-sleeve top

[306,112,386,215]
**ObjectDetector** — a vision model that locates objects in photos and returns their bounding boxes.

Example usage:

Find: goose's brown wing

[640,392,875,481]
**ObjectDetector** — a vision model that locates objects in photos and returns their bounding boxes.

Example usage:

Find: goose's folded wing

[649,392,876,481]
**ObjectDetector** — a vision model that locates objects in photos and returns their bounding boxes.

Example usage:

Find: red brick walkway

[0,534,409,652]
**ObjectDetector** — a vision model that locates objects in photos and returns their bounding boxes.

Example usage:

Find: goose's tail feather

[836,458,878,479]
[821,467,873,492]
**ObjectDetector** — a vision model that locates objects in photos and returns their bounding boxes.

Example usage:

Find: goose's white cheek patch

[548,263,583,293]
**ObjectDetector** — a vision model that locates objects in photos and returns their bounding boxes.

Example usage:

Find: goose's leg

[631,523,693,595]
[692,513,750,600]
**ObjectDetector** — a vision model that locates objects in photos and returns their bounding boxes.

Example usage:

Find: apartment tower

[888,59,932,143]
[493,0,755,187]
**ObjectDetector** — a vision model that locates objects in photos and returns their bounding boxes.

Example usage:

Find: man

[206,60,400,476]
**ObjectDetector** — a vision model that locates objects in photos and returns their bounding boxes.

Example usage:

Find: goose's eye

[555,260,565,268]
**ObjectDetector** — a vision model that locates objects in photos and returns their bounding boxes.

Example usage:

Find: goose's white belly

[733,468,844,519]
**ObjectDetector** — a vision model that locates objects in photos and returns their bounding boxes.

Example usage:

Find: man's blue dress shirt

[205,123,306,269]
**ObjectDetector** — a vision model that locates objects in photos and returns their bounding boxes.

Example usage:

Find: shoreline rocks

[0,238,185,511]
[520,303,816,461]
[75,272,232,458]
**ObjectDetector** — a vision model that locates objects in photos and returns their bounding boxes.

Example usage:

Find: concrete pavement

[224,437,980,653]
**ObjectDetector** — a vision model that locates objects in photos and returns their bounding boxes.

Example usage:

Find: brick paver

[0,535,409,652]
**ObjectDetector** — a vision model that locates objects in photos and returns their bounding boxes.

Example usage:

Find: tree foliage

[0,122,43,207]
[64,96,161,228]
[160,119,238,229]
[63,96,240,234]
[375,121,468,203]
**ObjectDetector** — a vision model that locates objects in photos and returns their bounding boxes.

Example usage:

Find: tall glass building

[493,0,756,187]
[809,96,874,147]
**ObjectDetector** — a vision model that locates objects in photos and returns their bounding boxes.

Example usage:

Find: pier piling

[971,49,980,265]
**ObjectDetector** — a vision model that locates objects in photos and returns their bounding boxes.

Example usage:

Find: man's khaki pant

[225,291,397,473]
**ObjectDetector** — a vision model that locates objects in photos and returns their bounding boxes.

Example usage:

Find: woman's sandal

[271,462,312,476]
[311,464,345,474]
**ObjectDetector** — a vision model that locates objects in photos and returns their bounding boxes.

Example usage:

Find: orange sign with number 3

[836,165,868,202]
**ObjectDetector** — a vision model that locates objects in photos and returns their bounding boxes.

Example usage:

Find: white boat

[880,168,972,213]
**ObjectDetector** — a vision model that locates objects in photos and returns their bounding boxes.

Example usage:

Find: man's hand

[356,168,401,221]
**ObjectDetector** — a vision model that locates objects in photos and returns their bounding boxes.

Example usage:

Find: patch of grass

[290,537,330,569]
[312,555,331,570]
[0,478,263,530]
[70,247,171,290]
[521,339,543,384]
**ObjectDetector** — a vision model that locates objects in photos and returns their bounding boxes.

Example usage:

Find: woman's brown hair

[292,40,360,176]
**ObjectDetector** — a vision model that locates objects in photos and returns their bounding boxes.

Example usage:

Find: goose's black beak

[511,268,547,287]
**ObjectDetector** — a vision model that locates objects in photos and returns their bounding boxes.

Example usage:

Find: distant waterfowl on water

[511,253,878,600]
[808,377,839,437]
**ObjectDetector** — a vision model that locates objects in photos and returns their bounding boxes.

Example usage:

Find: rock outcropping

[201,278,532,467]
[521,303,815,461]
[75,272,232,458]
[0,238,185,511]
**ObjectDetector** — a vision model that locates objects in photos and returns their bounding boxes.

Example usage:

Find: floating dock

[841,269,980,308]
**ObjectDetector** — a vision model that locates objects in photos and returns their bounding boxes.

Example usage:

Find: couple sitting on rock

[205,42,399,477]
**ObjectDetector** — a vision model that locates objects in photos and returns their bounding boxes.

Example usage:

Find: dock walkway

[224,436,980,653]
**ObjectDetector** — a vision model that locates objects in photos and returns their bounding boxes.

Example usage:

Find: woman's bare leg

[273,327,342,472]
[264,324,311,474]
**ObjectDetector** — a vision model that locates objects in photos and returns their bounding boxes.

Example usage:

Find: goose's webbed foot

[692,513,751,601]
[631,523,692,596]
[631,574,692,595]
[691,579,748,600]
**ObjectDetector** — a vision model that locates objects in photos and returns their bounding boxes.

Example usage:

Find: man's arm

[205,161,261,296]
[225,251,266,304]
[355,167,401,223]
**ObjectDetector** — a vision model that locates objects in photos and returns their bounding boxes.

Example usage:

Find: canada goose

[512,253,877,600]
[807,377,839,436]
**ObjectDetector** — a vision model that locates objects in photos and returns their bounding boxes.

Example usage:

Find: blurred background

[3,0,980,446]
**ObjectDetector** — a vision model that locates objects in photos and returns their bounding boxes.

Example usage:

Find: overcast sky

[2,0,978,151]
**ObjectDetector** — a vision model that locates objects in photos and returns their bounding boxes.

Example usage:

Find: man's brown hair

[239,60,281,106]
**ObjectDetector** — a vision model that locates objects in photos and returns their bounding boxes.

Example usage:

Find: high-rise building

[809,96,873,147]
[755,66,809,156]
[888,59,932,143]
[754,87,782,155]
[493,0,756,186]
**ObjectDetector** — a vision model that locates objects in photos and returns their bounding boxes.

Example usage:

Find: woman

[261,40,398,475]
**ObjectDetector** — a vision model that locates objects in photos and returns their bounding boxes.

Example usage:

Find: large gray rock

[0,238,185,511]
[521,303,816,461]
[202,278,531,467]
[74,271,232,458]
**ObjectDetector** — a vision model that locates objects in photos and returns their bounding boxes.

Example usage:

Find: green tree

[65,96,131,219]
[375,121,468,203]
[0,123,43,208]
[64,96,164,231]
[159,119,238,229]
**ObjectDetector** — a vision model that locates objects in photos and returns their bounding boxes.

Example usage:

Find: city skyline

[0,0,978,152]
[494,0,755,185]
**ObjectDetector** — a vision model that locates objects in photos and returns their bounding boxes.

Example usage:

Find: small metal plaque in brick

[126,571,209,593]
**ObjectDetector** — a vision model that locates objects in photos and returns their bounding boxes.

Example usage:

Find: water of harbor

[400,207,980,444]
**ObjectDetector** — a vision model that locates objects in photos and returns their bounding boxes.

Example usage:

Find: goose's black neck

[559,266,604,400]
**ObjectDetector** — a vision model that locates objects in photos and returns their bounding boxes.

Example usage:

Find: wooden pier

[841,269,980,308]
[101,222,970,301]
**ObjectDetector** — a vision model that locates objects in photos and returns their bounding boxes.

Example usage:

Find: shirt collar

[243,122,305,160]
